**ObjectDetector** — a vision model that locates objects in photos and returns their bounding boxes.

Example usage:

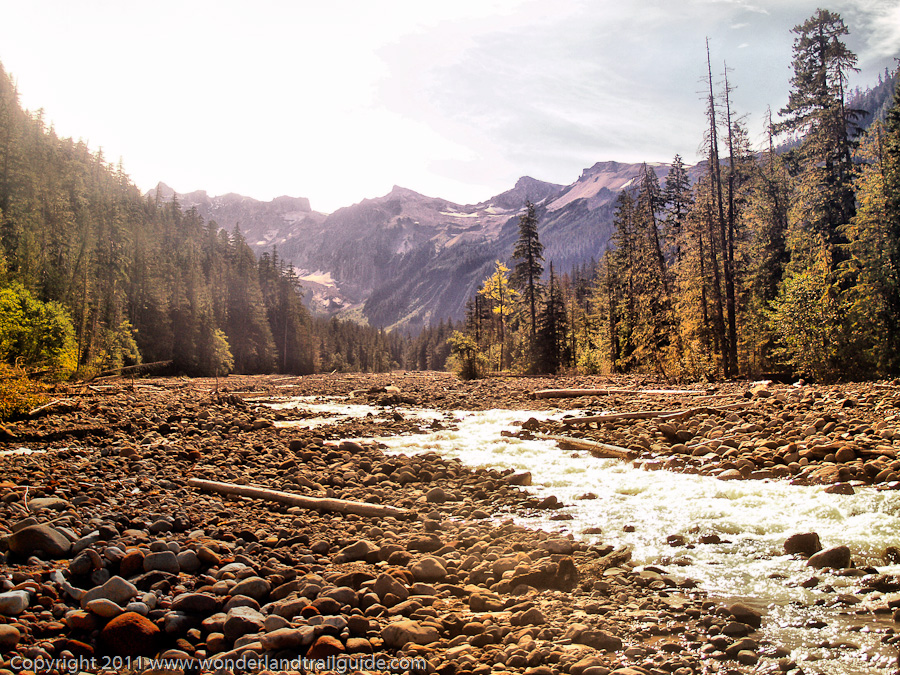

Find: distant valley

[150,160,704,332]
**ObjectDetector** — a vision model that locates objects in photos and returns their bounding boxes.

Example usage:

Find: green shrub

[0,364,46,421]
[0,283,78,377]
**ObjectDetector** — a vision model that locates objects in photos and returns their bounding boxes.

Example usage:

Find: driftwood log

[562,402,753,426]
[532,388,709,400]
[537,434,635,460]
[9,424,125,442]
[187,478,414,520]
[563,409,683,424]
[27,398,77,418]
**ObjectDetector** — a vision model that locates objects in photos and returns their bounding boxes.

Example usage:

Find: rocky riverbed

[1,372,899,675]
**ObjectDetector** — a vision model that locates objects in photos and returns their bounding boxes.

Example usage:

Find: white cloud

[0,0,895,212]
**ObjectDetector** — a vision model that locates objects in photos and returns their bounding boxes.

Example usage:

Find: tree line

[451,9,900,383]
[0,61,412,379]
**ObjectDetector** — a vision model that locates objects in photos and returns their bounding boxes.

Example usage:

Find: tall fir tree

[777,8,860,260]
[770,9,862,380]
[535,262,567,374]
[510,200,544,370]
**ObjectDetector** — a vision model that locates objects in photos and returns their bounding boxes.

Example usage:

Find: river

[265,397,900,674]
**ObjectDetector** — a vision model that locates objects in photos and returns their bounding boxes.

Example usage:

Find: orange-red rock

[98,611,160,657]
[119,550,145,578]
[306,634,344,659]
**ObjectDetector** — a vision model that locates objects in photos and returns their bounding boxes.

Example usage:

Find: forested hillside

[2,7,897,385]
[450,10,900,383]
[0,62,404,379]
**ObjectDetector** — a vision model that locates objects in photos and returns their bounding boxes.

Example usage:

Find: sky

[0,1,897,213]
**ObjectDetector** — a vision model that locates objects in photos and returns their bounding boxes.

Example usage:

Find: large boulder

[223,606,265,642]
[98,612,160,657]
[0,590,30,616]
[80,577,138,609]
[0,624,21,650]
[409,557,447,583]
[335,539,380,563]
[576,629,623,651]
[784,532,823,557]
[8,524,72,558]
[808,545,851,569]
[728,602,762,628]
[373,573,409,603]
[381,620,439,648]
[509,557,578,591]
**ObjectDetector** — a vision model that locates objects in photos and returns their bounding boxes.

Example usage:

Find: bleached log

[532,388,708,399]
[563,410,682,424]
[562,402,753,426]
[187,478,414,519]
[27,398,72,417]
[537,434,635,460]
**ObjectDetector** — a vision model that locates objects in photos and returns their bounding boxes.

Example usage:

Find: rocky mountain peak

[581,160,627,177]
[485,176,564,211]
[147,158,700,332]
[150,182,176,200]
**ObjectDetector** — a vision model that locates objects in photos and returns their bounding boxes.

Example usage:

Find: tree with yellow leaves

[478,260,519,371]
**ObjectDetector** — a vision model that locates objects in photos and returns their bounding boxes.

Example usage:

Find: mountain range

[150,160,706,333]
[147,70,897,334]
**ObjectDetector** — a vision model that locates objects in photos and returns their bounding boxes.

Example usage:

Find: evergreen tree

[841,73,900,373]
[770,9,862,379]
[535,263,566,374]
[224,227,276,373]
[510,200,544,369]
[740,110,790,373]
[663,154,693,262]
[606,191,639,370]
[777,8,860,258]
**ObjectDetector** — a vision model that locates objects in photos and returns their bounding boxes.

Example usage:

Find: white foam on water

[263,396,444,429]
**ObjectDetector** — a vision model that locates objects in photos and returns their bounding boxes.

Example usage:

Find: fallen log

[187,478,414,520]
[28,398,77,418]
[562,402,753,426]
[563,409,683,424]
[587,544,634,572]
[88,359,173,382]
[532,388,708,400]
[13,424,121,442]
[537,433,635,460]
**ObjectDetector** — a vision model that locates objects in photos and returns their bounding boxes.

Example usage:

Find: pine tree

[663,154,693,262]
[535,262,567,374]
[841,72,900,373]
[225,227,276,373]
[510,200,544,369]
[777,8,860,258]
[741,110,790,373]
[632,164,673,376]
[606,191,639,370]
[770,9,862,379]
[701,42,735,377]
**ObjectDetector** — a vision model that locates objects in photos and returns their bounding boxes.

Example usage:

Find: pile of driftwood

[530,386,756,462]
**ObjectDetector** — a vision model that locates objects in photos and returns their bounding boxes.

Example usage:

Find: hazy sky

[0,1,897,213]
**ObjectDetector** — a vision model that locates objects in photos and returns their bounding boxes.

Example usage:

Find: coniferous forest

[0,62,409,381]
[451,10,900,383]
[2,9,899,387]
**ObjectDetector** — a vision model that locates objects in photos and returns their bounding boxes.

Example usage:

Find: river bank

[1,372,899,675]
